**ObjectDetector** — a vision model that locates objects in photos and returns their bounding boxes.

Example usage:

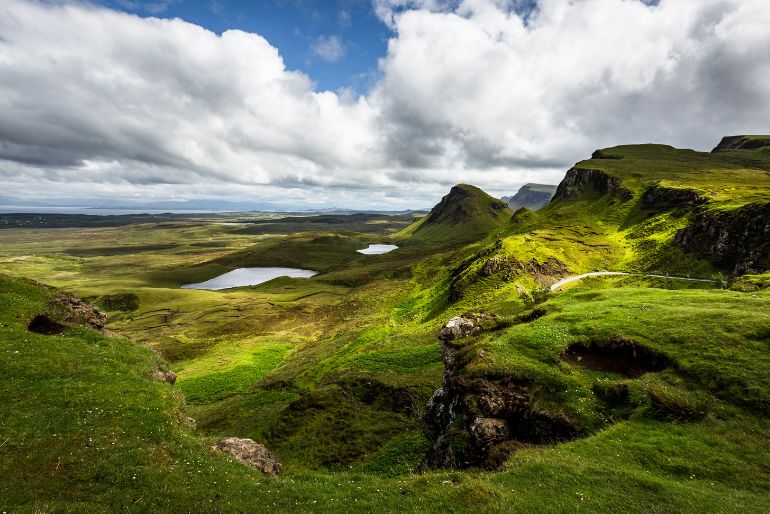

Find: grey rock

[438,317,478,341]
[212,437,282,475]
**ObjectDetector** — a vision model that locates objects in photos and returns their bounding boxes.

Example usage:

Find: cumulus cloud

[373,0,770,175]
[0,0,383,197]
[1,0,769,208]
[311,34,346,63]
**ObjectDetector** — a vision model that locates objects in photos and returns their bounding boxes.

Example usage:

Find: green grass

[177,343,293,404]
[1,140,770,511]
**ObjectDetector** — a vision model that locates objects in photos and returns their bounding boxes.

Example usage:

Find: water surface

[181,267,318,290]
[357,244,398,255]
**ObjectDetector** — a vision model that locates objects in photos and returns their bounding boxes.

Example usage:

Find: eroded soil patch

[28,314,67,335]
[562,337,669,377]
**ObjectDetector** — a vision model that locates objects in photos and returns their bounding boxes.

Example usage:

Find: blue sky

[95,0,391,92]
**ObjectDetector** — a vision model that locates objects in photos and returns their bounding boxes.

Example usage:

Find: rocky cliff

[674,202,770,275]
[551,168,633,202]
[641,185,708,209]
[712,135,770,153]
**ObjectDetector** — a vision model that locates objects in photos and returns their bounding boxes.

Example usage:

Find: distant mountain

[397,184,512,244]
[502,183,557,211]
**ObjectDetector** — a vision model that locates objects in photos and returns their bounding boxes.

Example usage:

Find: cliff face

[674,203,770,275]
[641,186,707,208]
[712,135,770,153]
[551,168,633,202]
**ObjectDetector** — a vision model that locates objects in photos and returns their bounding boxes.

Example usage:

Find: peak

[448,184,485,195]
[712,135,770,153]
[399,184,512,244]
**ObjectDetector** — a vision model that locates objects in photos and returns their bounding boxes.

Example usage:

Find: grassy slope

[2,142,770,511]
[3,273,770,513]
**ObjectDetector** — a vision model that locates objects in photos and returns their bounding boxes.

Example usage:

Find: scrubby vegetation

[2,138,770,512]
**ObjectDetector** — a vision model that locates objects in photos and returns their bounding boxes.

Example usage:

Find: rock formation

[551,168,633,202]
[674,202,770,275]
[212,437,282,475]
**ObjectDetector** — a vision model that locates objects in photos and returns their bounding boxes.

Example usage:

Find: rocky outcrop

[712,135,770,153]
[641,186,707,208]
[150,369,177,385]
[674,203,770,275]
[422,317,582,470]
[26,290,109,336]
[438,316,480,341]
[479,255,568,282]
[551,168,633,202]
[50,293,108,330]
[212,437,282,475]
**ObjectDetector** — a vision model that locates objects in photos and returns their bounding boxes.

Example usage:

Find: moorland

[2,136,770,512]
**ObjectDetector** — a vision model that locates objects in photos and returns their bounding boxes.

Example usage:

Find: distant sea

[0,206,227,215]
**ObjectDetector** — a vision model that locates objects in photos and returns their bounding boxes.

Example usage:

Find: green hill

[397,184,512,245]
[2,136,770,512]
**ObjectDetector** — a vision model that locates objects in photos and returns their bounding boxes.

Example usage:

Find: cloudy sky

[1,0,769,210]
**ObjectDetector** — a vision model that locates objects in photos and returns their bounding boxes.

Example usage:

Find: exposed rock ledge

[641,185,707,208]
[551,168,633,202]
[674,202,770,275]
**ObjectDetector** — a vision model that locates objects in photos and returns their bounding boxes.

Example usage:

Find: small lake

[357,244,398,255]
[181,267,318,290]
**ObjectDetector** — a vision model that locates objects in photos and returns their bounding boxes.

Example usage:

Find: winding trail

[550,271,717,291]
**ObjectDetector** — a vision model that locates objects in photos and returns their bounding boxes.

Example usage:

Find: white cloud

[372,0,770,175]
[1,0,770,209]
[311,34,346,62]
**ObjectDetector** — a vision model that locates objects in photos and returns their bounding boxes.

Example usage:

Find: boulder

[438,317,478,341]
[481,257,501,276]
[470,417,509,444]
[150,370,177,385]
[212,437,282,475]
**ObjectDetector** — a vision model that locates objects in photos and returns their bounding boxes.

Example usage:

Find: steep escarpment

[674,203,770,275]
[551,168,633,202]
[712,135,770,153]
[641,185,707,209]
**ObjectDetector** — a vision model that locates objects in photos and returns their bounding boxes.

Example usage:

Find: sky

[1,0,769,210]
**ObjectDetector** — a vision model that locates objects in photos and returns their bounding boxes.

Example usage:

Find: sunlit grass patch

[178,343,293,404]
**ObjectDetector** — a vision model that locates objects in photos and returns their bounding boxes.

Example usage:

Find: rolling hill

[1,136,770,512]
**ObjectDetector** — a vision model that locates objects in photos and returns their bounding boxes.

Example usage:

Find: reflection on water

[181,267,318,290]
[357,244,398,255]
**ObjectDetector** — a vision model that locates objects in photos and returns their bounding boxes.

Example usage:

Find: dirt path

[550,271,717,291]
